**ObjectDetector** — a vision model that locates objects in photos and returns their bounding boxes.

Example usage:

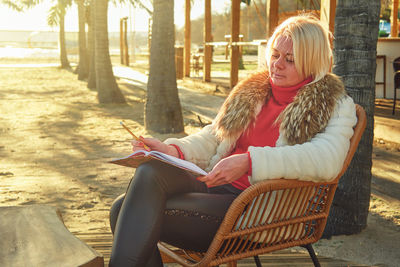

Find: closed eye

[286,55,294,63]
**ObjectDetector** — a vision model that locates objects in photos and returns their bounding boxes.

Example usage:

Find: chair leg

[227,261,237,267]
[253,255,262,267]
[303,244,321,267]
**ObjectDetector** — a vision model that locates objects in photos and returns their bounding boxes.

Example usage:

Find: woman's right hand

[131,137,179,157]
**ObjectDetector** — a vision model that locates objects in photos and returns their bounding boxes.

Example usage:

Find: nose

[273,56,285,69]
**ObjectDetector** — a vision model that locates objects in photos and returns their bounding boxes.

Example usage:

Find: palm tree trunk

[145,0,184,133]
[87,0,96,89]
[323,0,380,237]
[59,9,70,69]
[94,0,125,103]
[76,0,89,80]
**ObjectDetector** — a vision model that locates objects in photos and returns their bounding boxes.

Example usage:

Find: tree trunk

[87,0,96,89]
[59,9,70,69]
[94,0,125,103]
[76,0,89,80]
[323,0,380,237]
[145,0,184,133]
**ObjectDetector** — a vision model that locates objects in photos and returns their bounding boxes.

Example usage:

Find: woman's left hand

[197,153,250,187]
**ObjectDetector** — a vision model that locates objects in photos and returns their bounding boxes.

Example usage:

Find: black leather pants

[109,160,241,267]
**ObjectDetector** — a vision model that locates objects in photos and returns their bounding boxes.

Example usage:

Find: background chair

[159,104,366,267]
[393,57,400,115]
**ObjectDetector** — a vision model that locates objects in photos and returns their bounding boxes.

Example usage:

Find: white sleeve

[164,125,219,169]
[248,96,357,183]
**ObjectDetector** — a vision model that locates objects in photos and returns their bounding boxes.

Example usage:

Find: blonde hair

[265,14,332,83]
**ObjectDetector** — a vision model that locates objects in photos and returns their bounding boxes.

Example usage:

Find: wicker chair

[158,104,367,267]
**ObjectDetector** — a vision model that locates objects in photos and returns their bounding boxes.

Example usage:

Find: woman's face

[269,36,305,87]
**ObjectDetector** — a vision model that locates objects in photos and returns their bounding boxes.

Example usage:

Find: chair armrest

[221,178,336,224]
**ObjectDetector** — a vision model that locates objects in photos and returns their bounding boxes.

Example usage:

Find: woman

[109,14,357,266]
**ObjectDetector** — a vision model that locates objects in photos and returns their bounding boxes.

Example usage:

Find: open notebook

[109,150,207,176]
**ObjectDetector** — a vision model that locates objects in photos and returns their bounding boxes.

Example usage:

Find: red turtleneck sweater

[230,77,312,190]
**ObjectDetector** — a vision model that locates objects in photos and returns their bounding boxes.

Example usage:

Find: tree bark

[323,0,380,237]
[76,0,89,80]
[87,0,96,89]
[59,9,70,69]
[145,0,184,133]
[94,0,125,103]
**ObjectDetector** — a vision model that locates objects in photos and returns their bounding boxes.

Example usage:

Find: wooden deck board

[74,232,369,267]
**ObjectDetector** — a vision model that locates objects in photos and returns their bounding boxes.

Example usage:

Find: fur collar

[213,70,346,145]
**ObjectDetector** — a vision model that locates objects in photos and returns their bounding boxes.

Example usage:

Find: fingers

[197,170,224,187]
[206,176,226,187]
[197,170,218,182]
[138,136,151,151]
[131,140,146,151]
[139,136,165,151]
[130,137,168,153]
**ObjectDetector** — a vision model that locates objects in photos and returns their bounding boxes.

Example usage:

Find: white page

[148,151,207,176]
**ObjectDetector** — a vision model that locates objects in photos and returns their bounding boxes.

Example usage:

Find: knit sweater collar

[270,77,313,105]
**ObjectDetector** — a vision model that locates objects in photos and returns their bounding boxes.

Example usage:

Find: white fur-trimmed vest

[213,70,347,146]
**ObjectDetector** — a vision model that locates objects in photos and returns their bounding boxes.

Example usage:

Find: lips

[272,73,285,79]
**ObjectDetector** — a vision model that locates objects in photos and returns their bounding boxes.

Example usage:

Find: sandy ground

[0,65,399,266]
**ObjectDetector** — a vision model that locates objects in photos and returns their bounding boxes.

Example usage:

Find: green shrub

[379,30,389,37]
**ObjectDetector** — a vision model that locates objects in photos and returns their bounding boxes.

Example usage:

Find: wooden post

[130,6,136,64]
[320,0,336,34]
[239,35,243,55]
[391,0,399,38]
[175,46,184,79]
[124,18,129,66]
[184,0,191,77]
[230,0,240,88]
[225,35,229,60]
[203,0,212,82]
[266,0,279,37]
[120,18,124,64]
